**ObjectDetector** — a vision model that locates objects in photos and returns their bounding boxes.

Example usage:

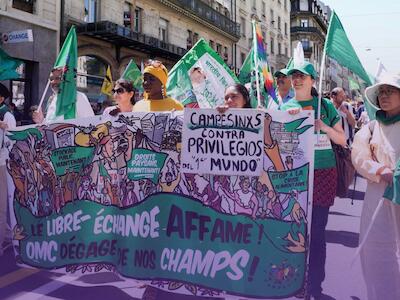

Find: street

[0,176,368,300]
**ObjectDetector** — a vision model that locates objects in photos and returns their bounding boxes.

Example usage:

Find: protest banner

[167,39,238,108]
[6,110,314,299]
[181,108,264,176]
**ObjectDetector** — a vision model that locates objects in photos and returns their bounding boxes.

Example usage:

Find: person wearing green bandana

[351,74,400,300]
[0,83,16,256]
[280,61,346,300]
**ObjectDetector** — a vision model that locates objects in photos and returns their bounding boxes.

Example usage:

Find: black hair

[0,83,10,99]
[311,87,319,98]
[226,83,252,108]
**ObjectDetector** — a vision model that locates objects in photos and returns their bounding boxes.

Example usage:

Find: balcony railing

[76,21,187,59]
[159,0,240,39]
[291,26,325,40]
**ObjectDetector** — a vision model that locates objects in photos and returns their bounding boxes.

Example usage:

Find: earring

[161,84,165,98]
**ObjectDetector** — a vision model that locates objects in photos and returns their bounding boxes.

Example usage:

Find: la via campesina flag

[0,47,23,80]
[101,65,113,96]
[167,38,238,108]
[239,21,277,108]
[121,59,143,93]
[324,11,376,119]
[54,26,78,119]
[383,159,400,205]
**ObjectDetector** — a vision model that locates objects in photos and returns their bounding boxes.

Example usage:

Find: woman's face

[143,73,163,97]
[112,84,133,106]
[377,84,400,115]
[224,86,246,108]
[291,71,314,93]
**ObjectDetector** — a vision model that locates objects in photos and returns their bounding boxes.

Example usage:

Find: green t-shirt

[280,97,340,169]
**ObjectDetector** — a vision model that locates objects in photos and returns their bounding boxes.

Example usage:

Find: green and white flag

[121,59,144,93]
[54,26,78,119]
[324,11,376,119]
[0,47,22,80]
[167,38,238,108]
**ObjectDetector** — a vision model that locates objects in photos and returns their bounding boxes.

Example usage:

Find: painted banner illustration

[6,110,314,299]
[181,108,264,176]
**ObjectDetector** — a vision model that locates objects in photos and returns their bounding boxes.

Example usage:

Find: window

[209,40,215,49]
[284,0,287,10]
[77,55,108,106]
[84,0,98,22]
[240,17,246,37]
[262,31,266,41]
[270,37,274,54]
[223,46,228,61]
[12,0,35,13]
[134,7,142,32]
[241,52,246,65]
[193,33,199,43]
[278,43,282,55]
[216,43,222,55]
[301,19,309,27]
[300,0,309,11]
[252,0,256,10]
[278,16,281,30]
[187,30,193,49]
[10,62,33,125]
[285,47,288,56]
[285,22,288,35]
[270,9,274,25]
[301,38,310,50]
[159,18,169,43]
[123,2,132,28]
[262,2,266,18]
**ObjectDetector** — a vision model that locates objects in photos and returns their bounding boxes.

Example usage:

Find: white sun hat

[365,73,400,109]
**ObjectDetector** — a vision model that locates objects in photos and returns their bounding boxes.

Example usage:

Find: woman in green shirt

[280,61,345,299]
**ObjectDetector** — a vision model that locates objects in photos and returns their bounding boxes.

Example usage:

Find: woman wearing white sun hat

[351,73,400,300]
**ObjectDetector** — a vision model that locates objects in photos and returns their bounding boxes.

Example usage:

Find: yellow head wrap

[143,61,168,97]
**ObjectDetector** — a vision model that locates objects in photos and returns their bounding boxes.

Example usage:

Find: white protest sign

[181,108,264,176]
[2,29,33,44]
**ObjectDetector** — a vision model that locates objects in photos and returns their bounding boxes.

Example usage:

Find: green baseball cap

[273,68,289,77]
[287,62,317,79]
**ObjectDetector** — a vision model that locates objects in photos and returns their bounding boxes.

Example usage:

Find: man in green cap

[274,68,294,105]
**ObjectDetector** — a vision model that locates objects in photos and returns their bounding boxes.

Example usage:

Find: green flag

[324,12,376,119]
[54,26,78,119]
[121,59,144,93]
[348,76,360,90]
[0,47,22,80]
[167,38,238,108]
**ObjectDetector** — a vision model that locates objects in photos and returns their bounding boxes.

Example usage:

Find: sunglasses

[145,60,163,68]
[112,88,126,94]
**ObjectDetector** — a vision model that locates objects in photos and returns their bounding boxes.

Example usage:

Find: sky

[321,0,400,76]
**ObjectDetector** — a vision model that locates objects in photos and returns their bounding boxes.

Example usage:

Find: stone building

[65,0,240,102]
[236,0,291,74]
[0,0,60,121]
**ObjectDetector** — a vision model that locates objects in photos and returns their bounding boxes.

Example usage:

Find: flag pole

[36,79,51,113]
[252,20,262,108]
[316,42,327,142]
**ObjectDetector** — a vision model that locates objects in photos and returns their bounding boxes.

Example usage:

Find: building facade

[236,0,291,74]
[64,0,240,102]
[0,0,60,121]
[290,0,329,88]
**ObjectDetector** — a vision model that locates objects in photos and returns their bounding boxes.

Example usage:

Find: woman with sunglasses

[351,74,400,300]
[103,79,136,116]
[133,60,184,112]
[280,61,346,300]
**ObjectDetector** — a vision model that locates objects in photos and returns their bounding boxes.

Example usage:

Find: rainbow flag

[252,20,277,105]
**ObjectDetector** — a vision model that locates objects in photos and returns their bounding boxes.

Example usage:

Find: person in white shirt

[331,87,356,145]
[0,83,16,256]
[33,67,94,123]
